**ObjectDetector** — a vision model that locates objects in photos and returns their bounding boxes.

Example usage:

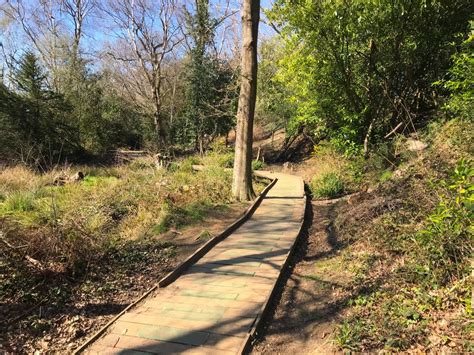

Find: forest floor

[2,204,247,353]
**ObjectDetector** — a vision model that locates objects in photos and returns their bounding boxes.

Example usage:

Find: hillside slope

[252,118,473,353]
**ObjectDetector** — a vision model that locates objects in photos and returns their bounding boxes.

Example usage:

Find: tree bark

[232,0,259,201]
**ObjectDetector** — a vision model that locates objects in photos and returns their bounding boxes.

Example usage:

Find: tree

[183,0,217,152]
[104,0,182,148]
[12,52,80,164]
[269,0,473,156]
[255,37,295,138]
[232,0,259,201]
[4,0,64,90]
[177,0,239,153]
[437,34,474,121]
[60,0,94,64]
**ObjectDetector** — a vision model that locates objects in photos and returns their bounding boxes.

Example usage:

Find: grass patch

[82,175,119,186]
[379,170,393,182]
[252,160,265,170]
[310,172,345,198]
[2,191,36,212]
[1,151,233,286]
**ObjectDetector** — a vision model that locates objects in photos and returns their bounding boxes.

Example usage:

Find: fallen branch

[0,236,28,250]
[25,255,45,271]
[384,121,404,139]
[1,232,45,271]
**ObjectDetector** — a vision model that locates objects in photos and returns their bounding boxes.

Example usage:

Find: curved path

[81,171,305,354]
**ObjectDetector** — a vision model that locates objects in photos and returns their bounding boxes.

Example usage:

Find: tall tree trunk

[232,0,260,201]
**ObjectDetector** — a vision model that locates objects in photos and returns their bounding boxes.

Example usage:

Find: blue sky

[0,0,278,75]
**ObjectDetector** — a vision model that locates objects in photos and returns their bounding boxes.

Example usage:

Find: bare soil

[0,203,248,354]
[251,198,352,354]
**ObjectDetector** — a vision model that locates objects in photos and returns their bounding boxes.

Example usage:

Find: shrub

[413,159,473,285]
[217,153,234,168]
[436,36,473,122]
[310,172,345,198]
[252,160,265,170]
[379,170,393,183]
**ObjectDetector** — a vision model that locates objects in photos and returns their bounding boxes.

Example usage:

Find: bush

[217,153,234,168]
[436,36,473,122]
[252,160,265,170]
[310,172,345,198]
[413,159,473,285]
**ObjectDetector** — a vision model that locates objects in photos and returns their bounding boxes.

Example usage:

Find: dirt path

[251,199,354,354]
[77,172,306,354]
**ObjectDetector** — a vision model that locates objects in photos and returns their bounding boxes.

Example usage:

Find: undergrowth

[308,141,368,198]
[0,152,234,304]
[330,118,473,352]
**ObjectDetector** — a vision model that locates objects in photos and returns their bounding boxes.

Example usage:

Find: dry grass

[0,153,235,292]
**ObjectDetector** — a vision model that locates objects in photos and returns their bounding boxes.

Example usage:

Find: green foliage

[217,153,234,168]
[414,159,473,285]
[0,52,81,163]
[310,172,345,198]
[81,175,119,187]
[156,201,212,233]
[1,52,145,164]
[60,61,143,154]
[176,1,237,151]
[15,52,46,98]
[2,192,36,212]
[437,35,474,121]
[379,170,393,183]
[334,320,364,351]
[256,38,296,132]
[268,0,472,151]
[252,160,265,171]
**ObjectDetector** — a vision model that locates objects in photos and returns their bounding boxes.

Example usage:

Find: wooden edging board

[238,193,308,354]
[73,176,277,354]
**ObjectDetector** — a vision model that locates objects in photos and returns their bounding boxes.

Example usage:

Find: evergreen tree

[13,52,80,164]
[181,0,237,153]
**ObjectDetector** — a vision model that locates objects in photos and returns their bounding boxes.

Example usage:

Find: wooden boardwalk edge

[73,176,278,354]
[158,177,278,287]
[239,194,308,354]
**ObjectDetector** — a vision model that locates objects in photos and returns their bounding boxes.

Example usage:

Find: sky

[0,0,278,77]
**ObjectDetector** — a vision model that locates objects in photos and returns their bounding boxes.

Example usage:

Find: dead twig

[1,232,46,271]
[384,121,404,139]
[1,298,48,326]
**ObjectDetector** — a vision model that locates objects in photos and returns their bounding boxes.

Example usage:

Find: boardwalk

[81,172,305,354]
